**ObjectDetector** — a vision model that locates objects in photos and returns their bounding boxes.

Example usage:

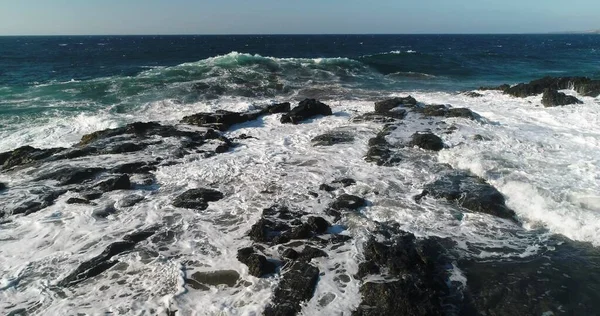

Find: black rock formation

[281,99,333,124]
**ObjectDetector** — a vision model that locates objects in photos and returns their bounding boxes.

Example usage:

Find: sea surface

[1,35,600,315]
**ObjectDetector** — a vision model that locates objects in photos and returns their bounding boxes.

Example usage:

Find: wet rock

[110,161,158,174]
[541,88,583,107]
[446,108,476,119]
[282,248,299,260]
[81,191,103,201]
[461,237,600,315]
[266,102,291,114]
[0,146,64,170]
[503,76,600,98]
[331,194,366,211]
[332,178,356,187]
[93,174,131,192]
[408,132,444,151]
[58,241,136,286]
[172,188,224,210]
[264,262,320,316]
[122,227,157,243]
[187,270,240,288]
[319,184,336,192]
[237,247,277,277]
[352,110,407,123]
[58,229,155,287]
[311,131,355,146]
[10,190,66,216]
[365,135,401,166]
[92,205,117,218]
[66,197,92,205]
[0,182,6,191]
[36,167,104,186]
[421,104,476,119]
[374,96,417,113]
[420,170,516,220]
[280,99,333,124]
[354,230,458,316]
[478,84,510,91]
[463,91,484,97]
[298,246,328,261]
[307,216,331,234]
[117,195,145,208]
[181,110,260,131]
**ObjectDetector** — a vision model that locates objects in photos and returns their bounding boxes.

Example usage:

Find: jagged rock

[186,270,240,288]
[421,105,476,119]
[93,174,131,192]
[57,229,155,287]
[332,178,356,187]
[311,131,355,146]
[172,188,224,210]
[181,110,261,131]
[419,170,516,220]
[354,230,458,316]
[319,184,335,192]
[365,134,401,166]
[36,167,104,186]
[408,132,444,151]
[116,195,145,208]
[282,248,299,260]
[237,247,276,277]
[504,76,600,98]
[298,246,328,261]
[374,96,417,113]
[266,102,291,114]
[280,99,332,124]
[307,216,331,234]
[541,88,583,107]
[10,190,66,216]
[264,262,320,316]
[352,110,407,123]
[110,161,158,174]
[0,146,63,170]
[463,91,483,97]
[66,197,92,205]
[331,194,366,210]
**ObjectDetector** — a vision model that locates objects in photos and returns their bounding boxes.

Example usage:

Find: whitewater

[1,39,600,315]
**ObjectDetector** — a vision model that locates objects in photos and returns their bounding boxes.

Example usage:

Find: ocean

[1,34,599,315]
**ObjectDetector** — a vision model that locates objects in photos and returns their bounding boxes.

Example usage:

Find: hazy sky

[0,0,598,35]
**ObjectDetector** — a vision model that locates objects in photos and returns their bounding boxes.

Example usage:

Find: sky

[0,0,598,35]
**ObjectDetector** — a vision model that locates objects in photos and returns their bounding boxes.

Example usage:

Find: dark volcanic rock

[420,170,516,220]
[478,84,510,91]
[374,96,417,113]
[354,229,459,316]
[181,110,261,131]
[504,76,600,98]
[421,104,476,119]
[10,190,66,216]
[408,132,444,151]
[365,132,401,166]
[541,88,583,107]
[187,270,240,288]
[331,194,366,210]
[280,99,332,124]
[0,182,6,191]
[58,229,155,286]
[307,216,331,234]
[172,188,224,211]
[37,167,104,186]
[463,91,484,98]
[110,161,158,174]
[352,109,407,123]
[461,237,600,315]
[65,198,92,205]
[311,131,354,146]
[0,146,64,170]
[298,246,328,261]
[332,178,356,187]
[94,174,131,192]
[319,184,335,192]
[264,262,320,316]
[117,195,145,208]
[266,102,291,114]
[237,247,277,277]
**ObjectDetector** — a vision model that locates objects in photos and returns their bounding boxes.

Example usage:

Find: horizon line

[0,31,598,37]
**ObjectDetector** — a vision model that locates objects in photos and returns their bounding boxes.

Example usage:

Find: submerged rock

[237,247,277,277]
[36,166,104,186]
[541,88,583,107]
[187,270,240,288]
[93,174,131,192]
[419,170,516,220]
[264,261,320,316]
[409,132,444,151]
[311,131,355,146]
[280,99,333,124]
[374,96,417,113]
[172,188,224,211]
[331,194,366,211]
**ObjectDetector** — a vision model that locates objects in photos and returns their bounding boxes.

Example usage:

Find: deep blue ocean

[1,34,599,120]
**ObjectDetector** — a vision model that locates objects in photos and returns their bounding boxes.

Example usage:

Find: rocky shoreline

[1,76,599,315]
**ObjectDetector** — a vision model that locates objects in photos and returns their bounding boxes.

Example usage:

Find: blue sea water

[1,34,599,120]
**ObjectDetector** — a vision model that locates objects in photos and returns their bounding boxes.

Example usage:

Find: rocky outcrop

[280,99,332,124]
[311,131,355,146]
[420,104,476,119]
[58,227,156,287]
[264,262,320,316]
[541,88,583,107]
[0,146,63,170]
[416,170,516,220]
[374,96,417,113]
[172,188,224,211]
[502,76,600,98]
[408,132,444,151]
